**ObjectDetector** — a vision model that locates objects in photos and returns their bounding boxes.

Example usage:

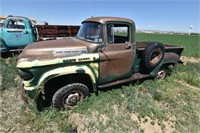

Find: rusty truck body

[16,17,184,109]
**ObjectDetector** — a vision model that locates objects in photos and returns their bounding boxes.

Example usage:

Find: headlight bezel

[18,69,34,80]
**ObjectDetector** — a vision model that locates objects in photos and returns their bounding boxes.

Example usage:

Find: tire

[52,83,89,110]
[142,42,165,70]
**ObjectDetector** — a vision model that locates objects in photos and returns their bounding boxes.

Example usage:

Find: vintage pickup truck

[16,17,184,109]
[0,16,79,52]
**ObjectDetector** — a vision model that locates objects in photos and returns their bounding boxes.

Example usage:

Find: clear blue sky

[1,0,199,33]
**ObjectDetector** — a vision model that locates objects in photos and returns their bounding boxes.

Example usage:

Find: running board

[9,49,23,52]
[98,73,150,88]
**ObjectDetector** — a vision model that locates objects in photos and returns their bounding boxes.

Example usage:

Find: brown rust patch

[99,43,135,84]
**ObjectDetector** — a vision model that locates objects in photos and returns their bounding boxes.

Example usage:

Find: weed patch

[19,105,73,132]
[0,56,19,91]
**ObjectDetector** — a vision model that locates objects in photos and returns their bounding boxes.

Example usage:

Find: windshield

[76,22,103,43]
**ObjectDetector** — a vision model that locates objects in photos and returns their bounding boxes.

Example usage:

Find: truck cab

[0,16,36,52]
[76,17,136,84]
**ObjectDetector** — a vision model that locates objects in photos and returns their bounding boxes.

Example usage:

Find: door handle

[124,43,132,49]
[23,30,28,34]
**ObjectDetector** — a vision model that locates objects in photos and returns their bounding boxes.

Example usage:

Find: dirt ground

[181,56,200,63]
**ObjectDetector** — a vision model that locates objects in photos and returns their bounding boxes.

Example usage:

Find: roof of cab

[82,16,134,24]
[6,16,30,20]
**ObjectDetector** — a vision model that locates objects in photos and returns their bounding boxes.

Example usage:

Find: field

[0,33,200,133]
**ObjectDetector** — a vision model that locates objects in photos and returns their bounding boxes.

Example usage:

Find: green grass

[1,33,200,132]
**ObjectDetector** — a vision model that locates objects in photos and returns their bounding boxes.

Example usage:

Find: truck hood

[17,38,88,61]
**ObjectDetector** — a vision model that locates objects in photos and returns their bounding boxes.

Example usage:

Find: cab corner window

[107,24,129,44]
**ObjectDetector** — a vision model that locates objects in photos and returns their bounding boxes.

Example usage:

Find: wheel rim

[157,69,166,79]
[62,91,84,107]
[150,48,163,65]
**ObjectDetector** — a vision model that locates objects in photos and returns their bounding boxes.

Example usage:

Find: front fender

[39,63,98,87]
[23,63,99,99]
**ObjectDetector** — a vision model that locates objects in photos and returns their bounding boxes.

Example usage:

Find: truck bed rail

[136,42,184,56]
[36,25,80,40]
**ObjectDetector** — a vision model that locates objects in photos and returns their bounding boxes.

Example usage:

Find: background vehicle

[16,16,184,110]
[0,16,80,52]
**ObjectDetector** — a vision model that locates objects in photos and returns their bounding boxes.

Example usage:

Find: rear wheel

[52,83,89,110]
[156,67,168,79]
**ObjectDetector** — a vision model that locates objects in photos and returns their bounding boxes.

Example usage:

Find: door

[98,23,136,84]
[3,18,32,48]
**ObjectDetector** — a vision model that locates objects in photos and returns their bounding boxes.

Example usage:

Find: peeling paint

[20,54,99,90]
[17,53,99,68]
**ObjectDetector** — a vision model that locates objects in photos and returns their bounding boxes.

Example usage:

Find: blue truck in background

[0,16,80,53]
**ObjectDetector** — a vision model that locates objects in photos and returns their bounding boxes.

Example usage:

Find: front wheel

[52,83,89,110]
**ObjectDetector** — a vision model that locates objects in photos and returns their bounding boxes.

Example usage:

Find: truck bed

[136,42,184,56]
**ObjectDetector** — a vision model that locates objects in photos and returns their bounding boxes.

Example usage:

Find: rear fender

[150,52,180,76]
[163,52,180,64]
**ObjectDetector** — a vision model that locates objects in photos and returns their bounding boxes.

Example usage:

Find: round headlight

[18,69,34,80]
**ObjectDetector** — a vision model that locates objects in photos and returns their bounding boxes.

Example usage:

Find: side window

[7,19,25,29]
[0,18,5,27]
[7,20,14,29]
[107,24,129,44]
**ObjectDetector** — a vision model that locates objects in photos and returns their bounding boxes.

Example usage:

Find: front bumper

[20,82,39,104]
[20,83,28,104]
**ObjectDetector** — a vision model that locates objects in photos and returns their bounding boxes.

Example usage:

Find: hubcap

[65,93,80,106]
[157,70,166,79]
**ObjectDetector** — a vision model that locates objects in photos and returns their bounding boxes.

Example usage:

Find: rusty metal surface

[20,83,28,104]
[99,43,136,84]
[83,17,134,24]
[163,52,180,63]
[17,34,102,61]
[17,38,89,60]
[98,72,149,88]
[36,25,80,39]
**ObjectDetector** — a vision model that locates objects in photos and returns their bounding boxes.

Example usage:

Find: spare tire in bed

[142,42,165,70]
